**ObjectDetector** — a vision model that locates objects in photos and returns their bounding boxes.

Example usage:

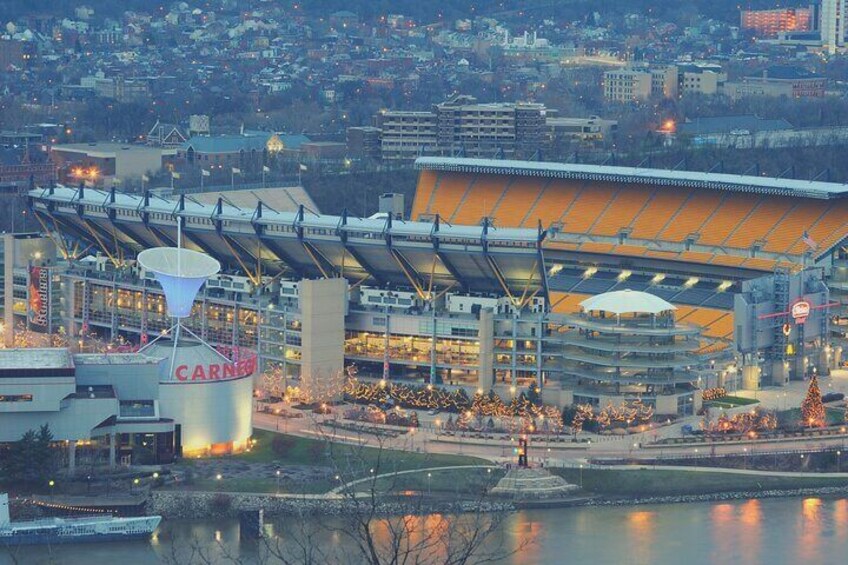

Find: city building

[346,126,382,161]
[821,0,846,53]
[146,120,187,148]
[376,111,438,161]
[0,341,254,466]
[51,143,177,187]
[677,63,727,96]
[603,68,653,102]
[179,133,307,172]
[434,95,550,158]
[741,7,814,37]
[0,39,35,70]
[2,233,62,343]
[676,115,795,147]
[724,66,827,99]
[377,96,551,161]
[546,116,618,143]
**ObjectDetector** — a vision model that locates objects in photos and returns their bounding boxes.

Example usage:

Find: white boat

[0,493,161,546]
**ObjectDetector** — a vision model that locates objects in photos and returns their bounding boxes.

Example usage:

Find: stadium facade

[18,157,848,415]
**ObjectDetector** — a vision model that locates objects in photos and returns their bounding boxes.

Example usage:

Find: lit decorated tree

[800,375,826,428]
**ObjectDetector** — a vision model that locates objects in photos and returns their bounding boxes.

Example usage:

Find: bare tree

[161,423,529,564]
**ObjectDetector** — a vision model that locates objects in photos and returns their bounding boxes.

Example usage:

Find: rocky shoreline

[580,485,848,507]
[148,491,514,520]
[148,482,848,520]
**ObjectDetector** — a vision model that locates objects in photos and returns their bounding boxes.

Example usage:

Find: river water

[6,496,848,564]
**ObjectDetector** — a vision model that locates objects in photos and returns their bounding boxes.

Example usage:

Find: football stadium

[20,156,848,416]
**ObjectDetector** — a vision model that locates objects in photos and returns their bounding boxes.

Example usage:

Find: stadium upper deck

[413,157,848,272]
[28,185,547,299]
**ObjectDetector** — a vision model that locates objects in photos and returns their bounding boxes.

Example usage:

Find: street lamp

[578,465,583,488]
[837,450,842,473]
[132,478,140,494]
[427,472,432,496]
[276,469,281,493]
[48,479,55,500]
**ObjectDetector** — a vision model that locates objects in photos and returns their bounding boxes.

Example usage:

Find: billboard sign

[791,299,811,325]
[27,266,49,332]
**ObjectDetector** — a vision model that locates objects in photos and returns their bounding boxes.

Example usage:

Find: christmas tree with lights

[800,374,826,428]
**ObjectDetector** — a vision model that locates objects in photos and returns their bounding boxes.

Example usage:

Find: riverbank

[147,489,514,519]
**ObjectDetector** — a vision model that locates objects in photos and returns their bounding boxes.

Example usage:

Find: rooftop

[677,115,793,135]
[74,352,166,365]
[415,157,848,199]
[190,185,319,214]
[51,143,174,158]
[0,348,73,370]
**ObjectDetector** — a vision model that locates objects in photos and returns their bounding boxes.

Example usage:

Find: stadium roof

[29,185,547,299]
[415,157,848,199]
[677,115,793,136]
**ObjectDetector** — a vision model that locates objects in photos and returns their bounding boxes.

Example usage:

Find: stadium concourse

[23,157,848,416]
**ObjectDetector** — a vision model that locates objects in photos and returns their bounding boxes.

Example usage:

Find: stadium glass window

[119,400,155,418]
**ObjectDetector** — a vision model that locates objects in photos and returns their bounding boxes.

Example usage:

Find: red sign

[175,353,257,382]
[791,299,811,324]
[27,266,49,332]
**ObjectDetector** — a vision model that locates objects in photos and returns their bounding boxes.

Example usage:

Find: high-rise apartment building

[741,7,814,37]
[821,0,846,53]
[376,96,550,160]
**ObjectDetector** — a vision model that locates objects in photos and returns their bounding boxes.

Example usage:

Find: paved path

[545,460,848,479]
[328,464,498,495]
[252,372,848,463]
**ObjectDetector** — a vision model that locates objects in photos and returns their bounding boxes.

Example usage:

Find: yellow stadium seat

[591,187,652,236]
[660,192,724,241]
[522,179,583,228]
[723,199,793,249]
[411,170,439,220]
[425,173,476,220]
[629,189,692,239]
[694,194,758,245]
[451,176,509,225]
[561,183,618,233]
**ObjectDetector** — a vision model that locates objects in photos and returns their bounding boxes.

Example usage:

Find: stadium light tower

[137,218,223,376]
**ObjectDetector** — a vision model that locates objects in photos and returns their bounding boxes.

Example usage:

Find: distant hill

[3,0,801,25]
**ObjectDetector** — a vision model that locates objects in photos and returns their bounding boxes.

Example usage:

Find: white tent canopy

[579,289,676,316]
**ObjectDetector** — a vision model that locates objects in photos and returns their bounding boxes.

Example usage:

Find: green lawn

[171,429,490,495]
[776,407,846,427]
[242,429,489,470]
[352,468,504,495]
[551,467,848,496]
[706,395,760,408]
